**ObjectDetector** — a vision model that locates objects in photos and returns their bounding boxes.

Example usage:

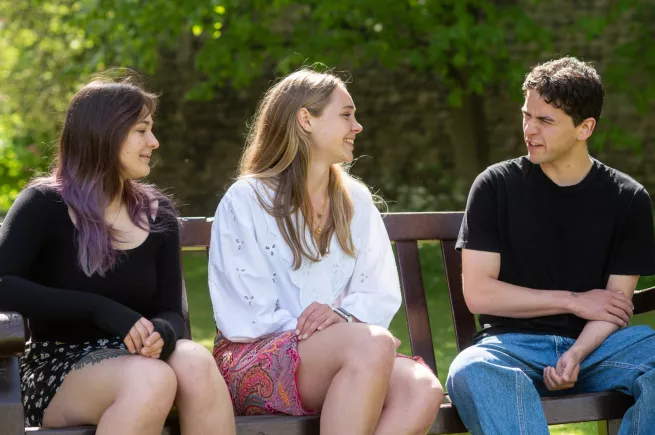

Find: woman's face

[119,113,159,180]
[305,85,363,166]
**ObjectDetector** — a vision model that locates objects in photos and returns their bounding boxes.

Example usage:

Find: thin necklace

[315,195,328,235]
[110,202,123,227]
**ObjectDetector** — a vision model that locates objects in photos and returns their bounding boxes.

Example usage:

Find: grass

[182,245,655,435]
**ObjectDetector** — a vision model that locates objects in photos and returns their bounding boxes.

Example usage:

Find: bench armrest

[633,287,655,315]
[0,312,26,357]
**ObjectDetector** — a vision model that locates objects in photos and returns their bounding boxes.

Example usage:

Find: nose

[523,118,538,137]
[148,132,160,149]
[352,120,363,134]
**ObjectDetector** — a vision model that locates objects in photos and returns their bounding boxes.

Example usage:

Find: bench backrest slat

[395,240,437,374]
[441,240,476,351]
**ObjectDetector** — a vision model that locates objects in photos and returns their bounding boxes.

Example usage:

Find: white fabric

[208,176,402,342]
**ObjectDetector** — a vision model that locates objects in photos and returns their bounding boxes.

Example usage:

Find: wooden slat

[541,391,633,424]
[0,357,24,435]
[395,241,438,375]
[177,217,212,248]
[633,286,655,315]
[383,212,463,242]
[440,241,477,352]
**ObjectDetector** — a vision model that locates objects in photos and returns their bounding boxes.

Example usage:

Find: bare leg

[42,355,177,435]
[167,339,236,435]
[297,323,396,435]
[374,357,443,435]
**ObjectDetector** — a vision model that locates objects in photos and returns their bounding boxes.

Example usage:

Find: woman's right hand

[123,317,155,354]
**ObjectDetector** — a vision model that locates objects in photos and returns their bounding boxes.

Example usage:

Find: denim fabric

[446,326,655,435]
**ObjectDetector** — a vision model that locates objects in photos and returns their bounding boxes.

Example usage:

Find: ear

[297,108,313,133]
[576,117,597,141]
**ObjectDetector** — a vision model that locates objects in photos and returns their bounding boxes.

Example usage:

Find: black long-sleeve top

[0,185,185,359]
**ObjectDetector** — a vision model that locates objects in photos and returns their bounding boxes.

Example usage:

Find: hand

[392,336,401,350]
[140,331,164,359]
[296,302,344,340]
[543,349,582,391]
[123,317,154,355]
[570,289,633,326]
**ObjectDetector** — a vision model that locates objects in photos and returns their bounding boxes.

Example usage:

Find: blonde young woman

[209,69,443,434]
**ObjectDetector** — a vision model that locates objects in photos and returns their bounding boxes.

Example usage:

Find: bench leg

[0,356,24,435]
[598,419,621,435]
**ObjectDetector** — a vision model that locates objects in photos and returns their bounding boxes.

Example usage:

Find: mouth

[526,140,544,149]
[139,154,151,162]
[344,138,355,147]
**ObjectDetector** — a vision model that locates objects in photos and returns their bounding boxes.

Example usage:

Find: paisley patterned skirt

[213,330,429,416]
[20,338,130,427]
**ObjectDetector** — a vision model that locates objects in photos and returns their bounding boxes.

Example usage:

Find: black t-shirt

[0,185,184,358]
[456,156,655,339]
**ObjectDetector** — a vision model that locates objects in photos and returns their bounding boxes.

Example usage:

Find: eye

[342,113,352,119]
[137,130,147,134]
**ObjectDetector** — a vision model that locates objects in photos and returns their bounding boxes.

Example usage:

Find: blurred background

[1,1,654,434]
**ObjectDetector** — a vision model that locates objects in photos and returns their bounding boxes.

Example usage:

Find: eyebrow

[342,105,356,111]
[521,109,555,123]
[137,119,154,126]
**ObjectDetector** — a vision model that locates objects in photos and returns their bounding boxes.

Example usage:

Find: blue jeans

[446,326,655,435]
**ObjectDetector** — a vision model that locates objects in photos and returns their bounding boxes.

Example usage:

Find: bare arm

[568,274,638,360]
[462,249,633,325]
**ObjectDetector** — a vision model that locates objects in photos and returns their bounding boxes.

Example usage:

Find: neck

[106,181,125,213]
[540,142,593,186]
[307,161,331,197]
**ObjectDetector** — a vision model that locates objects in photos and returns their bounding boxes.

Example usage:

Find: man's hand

[570,289,633,326]
[296,302,344,340]
[543,348,582,391]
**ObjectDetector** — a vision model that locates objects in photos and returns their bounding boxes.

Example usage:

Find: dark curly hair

[522,57,604,126]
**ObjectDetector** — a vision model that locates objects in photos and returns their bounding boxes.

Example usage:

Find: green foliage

[0,0,653,211]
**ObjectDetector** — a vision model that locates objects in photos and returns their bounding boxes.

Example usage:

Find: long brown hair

[31,76,177,277]
[239,68,357,269]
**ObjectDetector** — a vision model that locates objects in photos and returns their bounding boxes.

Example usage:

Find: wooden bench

[1,212,653,435]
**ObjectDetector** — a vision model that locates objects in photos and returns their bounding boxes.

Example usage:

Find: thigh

[448,334,557,388]
[42,354,172,427]
[296,322,395,411]
[575,325,655,394]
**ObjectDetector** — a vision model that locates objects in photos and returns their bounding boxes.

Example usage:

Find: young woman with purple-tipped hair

[0,77,235,434]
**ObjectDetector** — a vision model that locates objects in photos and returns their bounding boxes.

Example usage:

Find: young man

[446,57,655,435]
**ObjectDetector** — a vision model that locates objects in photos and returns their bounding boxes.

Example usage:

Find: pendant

[316,225,322,235]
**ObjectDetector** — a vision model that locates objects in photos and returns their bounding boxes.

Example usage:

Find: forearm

[465,276,574,318]
[569,321,619,361]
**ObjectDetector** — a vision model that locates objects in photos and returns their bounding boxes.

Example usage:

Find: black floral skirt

[20,337,130,427]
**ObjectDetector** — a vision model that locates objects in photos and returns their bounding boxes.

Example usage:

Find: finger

[133,321,151,343]
[317,313,342,332]
[296,303,320,335]
[123,335,136,354]
[139,318,155,335]
[392,336,401,349]
[301,312,330,340]
[608,306,629,326]
[602,311,627,327]
[543,367,555,391]
[145,332,161,347]
[300,305,331,337]
[145,337,164,353]
[129,327,145,351]
[611,295,634,317]
[561,362,576,382]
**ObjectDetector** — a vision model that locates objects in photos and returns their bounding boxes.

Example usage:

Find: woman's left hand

[140,331,164,359]
[296,302,345,340]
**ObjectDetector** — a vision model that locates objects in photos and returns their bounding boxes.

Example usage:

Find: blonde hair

[239,68,357,269]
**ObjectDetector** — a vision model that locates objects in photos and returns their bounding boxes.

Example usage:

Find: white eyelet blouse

[208,176,402,343]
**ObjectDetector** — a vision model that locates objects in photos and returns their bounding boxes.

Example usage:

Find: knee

[447,348,505,399]
[403,369,444,431]
[347,325,396,375]
[123,358,178,409]
[167,339,219,392]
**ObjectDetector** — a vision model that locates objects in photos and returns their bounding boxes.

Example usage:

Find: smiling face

[522,89,590,166]
[304,85,363,166]
[119,113,159,180]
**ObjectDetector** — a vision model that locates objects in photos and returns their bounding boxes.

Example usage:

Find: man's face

[522,89,581,165]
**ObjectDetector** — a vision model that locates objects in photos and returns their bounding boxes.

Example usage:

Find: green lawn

[182,245,655,435]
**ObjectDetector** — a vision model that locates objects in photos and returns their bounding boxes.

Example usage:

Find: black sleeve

[0,186,142,338]
[610,188,655,276]
[456,169,501,253]
[150,213,185,360]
